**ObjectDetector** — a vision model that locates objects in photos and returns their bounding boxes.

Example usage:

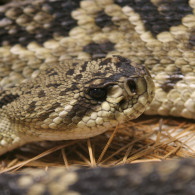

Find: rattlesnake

[0,0,194,194]
[0,159,194,195]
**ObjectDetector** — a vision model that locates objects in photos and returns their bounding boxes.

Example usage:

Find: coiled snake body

[0,0,194,194]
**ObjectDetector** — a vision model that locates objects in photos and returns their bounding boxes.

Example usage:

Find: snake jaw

[0,56,155,149]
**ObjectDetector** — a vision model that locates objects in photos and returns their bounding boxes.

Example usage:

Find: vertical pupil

[127,80,136,93]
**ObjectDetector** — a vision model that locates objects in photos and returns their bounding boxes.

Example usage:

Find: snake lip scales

[0,55,154,155]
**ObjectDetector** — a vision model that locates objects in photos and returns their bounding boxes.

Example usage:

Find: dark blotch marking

[74,74,82,80]
[66,100,92,119]
[95,10,113,28]
[0,0,80,46]
[25,91,32,95]
[115,55,131,66]
[83,41,115,58]
[115,56,135,73]
[59,90,68,96]
[76,107,89,118]
[26,101,36,113]
[66,69,74,76]
[81,61,88,72]
[189,32,195,47]
[114,0,193,36]
[0,94,19,108]
[161,68,183,92]
[50,102,61,111]
[59,83,78,96]
[99,57,112,66]
[39,102,61,120]
[35,85,41,89]
[46,83,61,88]
[0,91,5,97]
[105,67,111,71]
[38,90,46,98]
[95,55,136,80]
[93,72,106,77]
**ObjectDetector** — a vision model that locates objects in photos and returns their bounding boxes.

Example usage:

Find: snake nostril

[127,79,137,94]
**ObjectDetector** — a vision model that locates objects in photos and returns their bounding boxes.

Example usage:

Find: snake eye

[89,88,107,100]
[127,79,137,94]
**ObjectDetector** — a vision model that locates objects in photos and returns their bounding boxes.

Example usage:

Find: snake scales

[0,0,194,194]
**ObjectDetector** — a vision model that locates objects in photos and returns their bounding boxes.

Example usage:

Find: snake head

[2,55,154,141]
[78,55,155,128]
